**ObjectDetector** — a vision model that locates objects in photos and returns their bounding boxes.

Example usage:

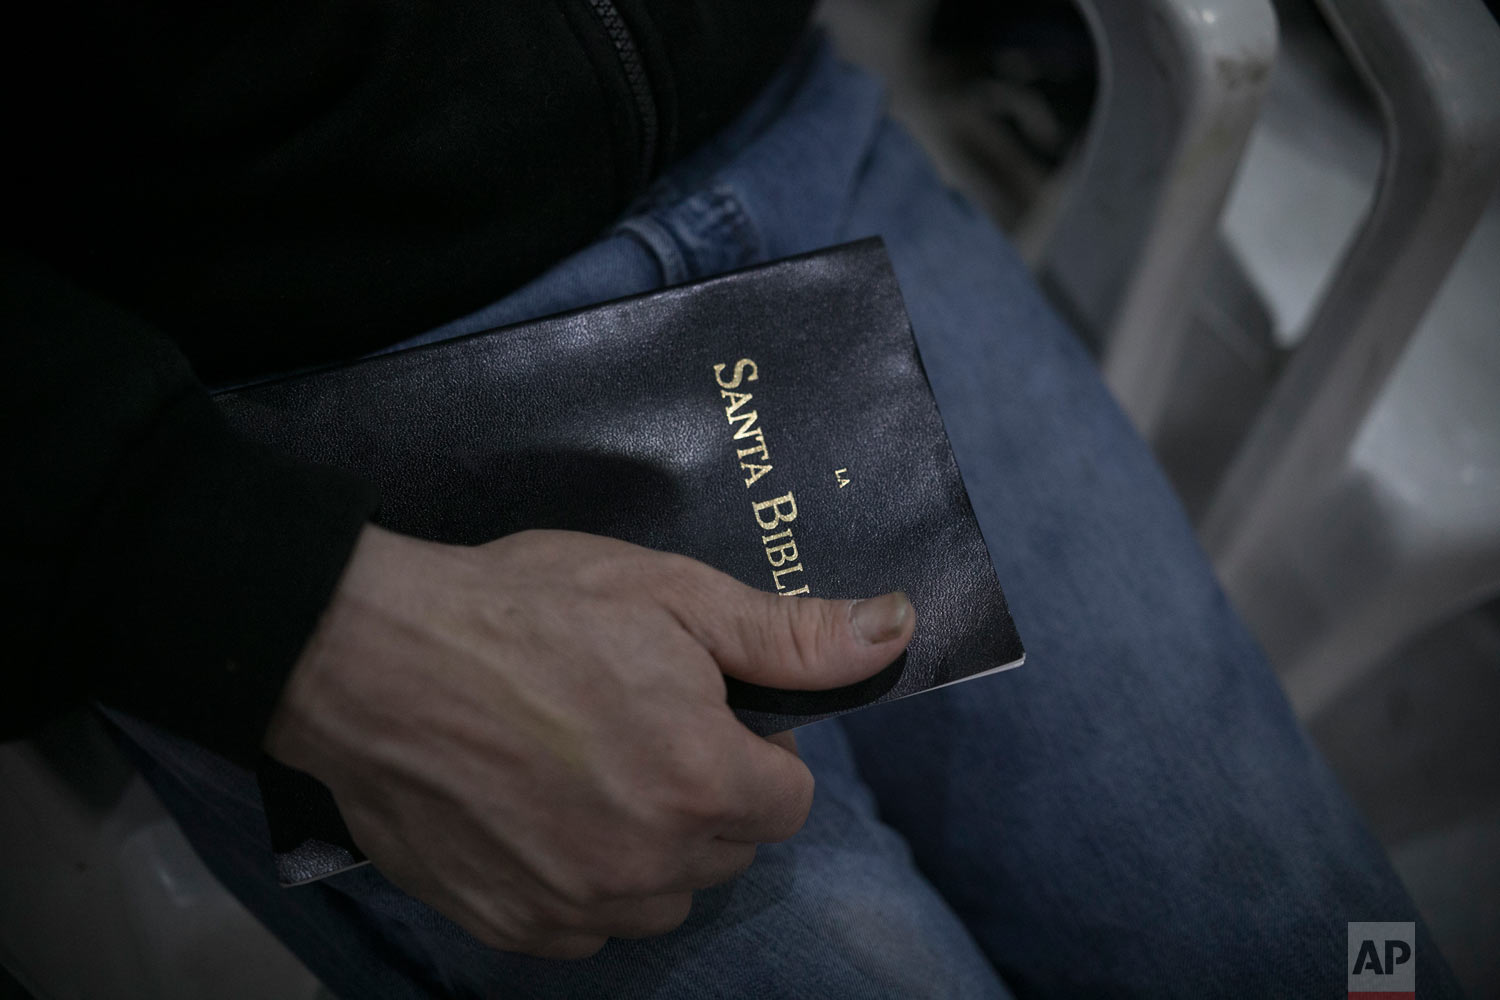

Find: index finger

[715,721,816,843]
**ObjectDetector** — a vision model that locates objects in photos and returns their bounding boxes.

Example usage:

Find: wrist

[263,523,435,774]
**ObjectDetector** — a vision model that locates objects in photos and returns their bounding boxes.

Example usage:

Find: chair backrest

[1043,0,1500,710]
[1036,0,1278,435]
[1201,0,1500,565]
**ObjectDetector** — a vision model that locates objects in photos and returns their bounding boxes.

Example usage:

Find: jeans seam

[616,183,760,284]
[704,184,759,264]
[613,215,689,284]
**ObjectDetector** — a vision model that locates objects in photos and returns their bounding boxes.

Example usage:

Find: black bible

[216,238,1024,884]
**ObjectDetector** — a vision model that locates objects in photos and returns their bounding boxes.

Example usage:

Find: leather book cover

[216,237,1024,884]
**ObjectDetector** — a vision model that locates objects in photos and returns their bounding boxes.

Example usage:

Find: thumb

[666,566,915,689]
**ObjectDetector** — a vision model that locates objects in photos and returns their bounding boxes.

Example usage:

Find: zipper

[583,0,659,191]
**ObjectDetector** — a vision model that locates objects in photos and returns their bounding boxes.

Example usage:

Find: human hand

[264,525,913,958]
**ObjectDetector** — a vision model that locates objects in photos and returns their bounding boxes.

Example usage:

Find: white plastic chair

[1199,0,1500,714]
[1035,0,1279,434]
[0,712,327,998]
[1039,0,1500,714]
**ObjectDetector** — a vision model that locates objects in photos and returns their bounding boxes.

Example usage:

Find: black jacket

[3,0,813,764]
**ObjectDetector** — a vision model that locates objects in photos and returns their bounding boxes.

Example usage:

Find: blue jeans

[112,35,1460,998]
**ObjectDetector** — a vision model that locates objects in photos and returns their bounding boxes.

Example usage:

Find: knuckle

[616,894,694,939]
[534,887,590,928]
[573,863,627,899]
[662,746,713,792]
[766,770,815,842]
[593,865,645,899]
[651,550,707,582]
[792,771,816,822]
[561,883,599,910]
[636,552,710,604]
[548,865,606,908]
[540,863,603,911]
[774,598,841,675]
[522,933,607,960]
[722,843,758,882]
[670,787,736,835]
[581,846,660,899]
[553,935,609,960]
[647,894,694,935]
[473,913,538,955]
[465,898,534,952]
[571,552,632,594]
[656,745,732,824]
[473,924,515,952]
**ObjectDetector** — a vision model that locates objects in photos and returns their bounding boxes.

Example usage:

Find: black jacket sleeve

[1,0,812,766]
[3,253,378,766]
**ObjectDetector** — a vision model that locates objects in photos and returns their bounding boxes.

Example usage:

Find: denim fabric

[112,34,1461,999]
